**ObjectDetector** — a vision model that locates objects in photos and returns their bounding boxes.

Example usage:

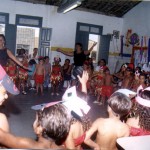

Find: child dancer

[137,73,147,95]
[121,67,133,89]
[62,59,72,88]
[84,91,131,150]
[28,59,36,90]
[131,70,140,92]
[33,57,45,95]
[18,56,28,95]
[7,59,17,85]
[50,57,62,96]
[93,66,105,104]
[43,56,51,89]
[101,68,113,104]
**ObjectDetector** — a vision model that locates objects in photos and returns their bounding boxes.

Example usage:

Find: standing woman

[57,42,97,85]
[0,34,27,70]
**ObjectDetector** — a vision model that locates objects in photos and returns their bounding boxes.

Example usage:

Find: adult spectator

[29,48,39,63]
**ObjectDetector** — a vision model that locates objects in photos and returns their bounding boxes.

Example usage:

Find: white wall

[120,1,150,69]
[0,0,124,71]
[123,1,150,37]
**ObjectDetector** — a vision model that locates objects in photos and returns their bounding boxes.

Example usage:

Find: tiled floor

[0,88,108,139]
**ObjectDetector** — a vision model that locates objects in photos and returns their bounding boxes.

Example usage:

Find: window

[15,15,42,56]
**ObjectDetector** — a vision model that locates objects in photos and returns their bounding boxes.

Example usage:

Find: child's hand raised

[77,71,89,85]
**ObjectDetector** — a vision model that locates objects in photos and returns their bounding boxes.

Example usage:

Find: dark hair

[126,67,133,72]
[135,90,150,131]
[29,59,36,65]
[0,34,6,46]
[117,63,127,73]
[65,59,70,63]
[98,59,106,66]
[139,73,147,84]
[140,73,147,79]
[37,104,71,145]
[135,66,141,72]
[38,56,44,62]
[75,42,83,50]
[108,92,131,117]
[44,56,49,59]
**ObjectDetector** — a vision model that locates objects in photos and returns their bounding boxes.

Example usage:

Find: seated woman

[0,104,72,149]
[126,87,150,136]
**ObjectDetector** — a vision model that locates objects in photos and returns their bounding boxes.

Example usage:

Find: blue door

[75,31,89,51]
[39,28,52,57]
[5,24,17,55]
[98,35,111,63]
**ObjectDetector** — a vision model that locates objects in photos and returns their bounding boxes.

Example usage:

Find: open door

[75,31,89,51]
[5,24,17,55]
[98,35,111,63]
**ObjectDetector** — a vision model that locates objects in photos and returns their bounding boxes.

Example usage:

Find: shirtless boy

[101,68,113,104]
[84,92,131,150]
[0,104,71,149]
[33,57,45,95]
[121,67,133,89]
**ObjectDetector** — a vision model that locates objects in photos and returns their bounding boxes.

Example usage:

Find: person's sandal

[22,91,27,95]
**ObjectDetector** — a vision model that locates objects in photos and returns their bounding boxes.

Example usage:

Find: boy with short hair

[84,92,131,150]
[33,57,45,95]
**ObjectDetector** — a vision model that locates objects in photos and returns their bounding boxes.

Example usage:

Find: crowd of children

[5,51,150,101]
[1,59,150,149]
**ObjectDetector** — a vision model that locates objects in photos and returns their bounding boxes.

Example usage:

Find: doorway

[88,34,100,63]
[16,25,40,56]
[0,24,5,34]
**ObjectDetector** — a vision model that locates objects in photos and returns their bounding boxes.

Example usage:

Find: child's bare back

[96,118,129,150]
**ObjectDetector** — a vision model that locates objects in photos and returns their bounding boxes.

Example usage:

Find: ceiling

[14,0,142,17]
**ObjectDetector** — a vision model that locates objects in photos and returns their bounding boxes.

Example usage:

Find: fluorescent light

[63,1,81,13]
[57,0,82,13]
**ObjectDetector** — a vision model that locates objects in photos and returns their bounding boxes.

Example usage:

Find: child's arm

[43,66,46,80]
[77,71,89,94]
[60,65,63,77]
[66,65,72,75]
[49,64,51,75]
[0,129,45,149]
[84,119,100,149]
[0,113,9,132]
